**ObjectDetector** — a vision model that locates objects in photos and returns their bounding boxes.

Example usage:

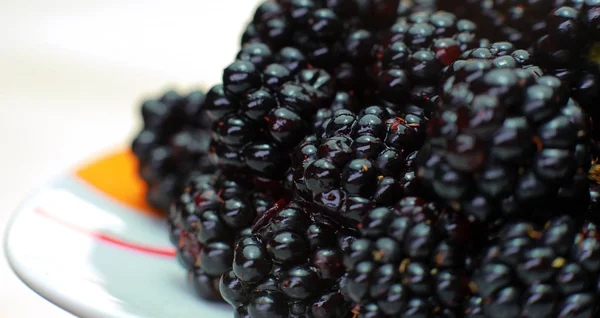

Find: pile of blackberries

[130,0,600,317]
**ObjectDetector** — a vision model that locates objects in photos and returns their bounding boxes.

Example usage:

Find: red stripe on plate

[34,208,176,258]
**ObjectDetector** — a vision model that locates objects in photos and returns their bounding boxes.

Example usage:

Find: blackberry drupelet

[343,197,478,317]
[470,216,600,318]
[168,172,278,300]
[219,200,358,317]
[292,105,429,223]
[424,43,592,226]
[131,89,214,212]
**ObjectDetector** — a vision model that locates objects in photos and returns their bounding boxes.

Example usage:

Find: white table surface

[0,1,261,316]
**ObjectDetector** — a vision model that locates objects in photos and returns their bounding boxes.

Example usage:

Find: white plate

[4,152,231,318]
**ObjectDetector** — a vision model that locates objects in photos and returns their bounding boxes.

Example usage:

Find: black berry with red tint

[293,105,429,223]
[219,200,358,317]
[343,197,479,316]
[168,172,276,300]
[371,10,481,113]
[131,89,215,212]
[205,55,335,184]
[422,42,591,227]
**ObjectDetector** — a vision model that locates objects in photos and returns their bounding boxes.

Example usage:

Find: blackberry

[424,44,592,226]
[168,172,278,300]
[205,57,335,184]
[440,1,591,53]
[219,200,358,317]
[131,89,214,212]
[292,105,429,223]
[441,3,600,136]
[343,197,479,316]
[371,10,481,111]
[470,216,600,317]
[241,0,395,71]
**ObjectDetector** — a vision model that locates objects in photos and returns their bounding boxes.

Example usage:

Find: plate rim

[4,178,101,318]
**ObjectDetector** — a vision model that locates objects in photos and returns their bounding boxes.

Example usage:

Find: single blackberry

[131,89,214,212]
[440,2,600,141]
[219,200,358,317]
[371,10,481,112]
[241,0,396,72]
[168,172,278,300]
[470,216,600,318]
[423,42,593,226]
[205,55,335,184]
[343,197,480,316]
[292,104,429,223]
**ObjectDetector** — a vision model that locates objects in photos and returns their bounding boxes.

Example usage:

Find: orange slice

[76,150,163,218]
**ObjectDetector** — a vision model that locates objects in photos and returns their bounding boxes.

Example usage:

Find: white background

[0,0,261,316]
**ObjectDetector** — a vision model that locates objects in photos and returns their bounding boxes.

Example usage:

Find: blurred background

[0,0,261,316]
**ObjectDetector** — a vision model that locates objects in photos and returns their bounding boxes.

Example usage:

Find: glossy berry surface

[471,217,600,317]
[372,10,481,110]
[131,89,215,212]
[292,105,429,222]
[220,200,358,317]
[205,60,335,183]
[127,0,600,312]
[168,172,277,300]
[423,42,592,226]
[343,197,479,317]
[441,0,593,53]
